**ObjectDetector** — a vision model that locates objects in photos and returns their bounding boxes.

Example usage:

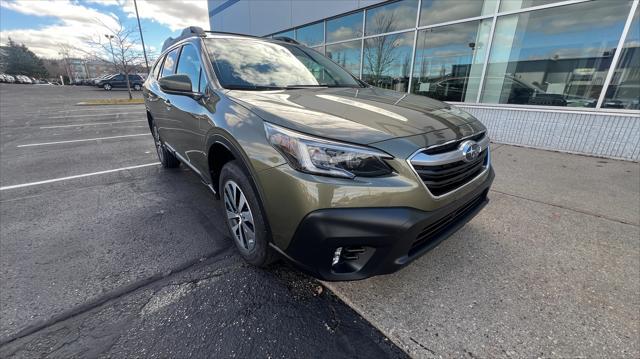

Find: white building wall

[458,106,640,161]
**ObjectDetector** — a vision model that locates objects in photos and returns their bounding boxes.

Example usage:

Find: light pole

[104,34,117,72]
[133,0,150,73]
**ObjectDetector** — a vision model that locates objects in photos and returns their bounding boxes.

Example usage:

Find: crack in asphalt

[0,245,234,347]
[489,189,639,227]
[409,336,437,356]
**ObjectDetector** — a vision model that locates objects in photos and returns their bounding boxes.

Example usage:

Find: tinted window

[153,57,163,79]
[296,22,323,47]
[204,38,361,89]
[420,0,496,26]
[198,68,208,93]
[604,7,639,109]
[500,0,564,12]
[113,74,124,81]
[481,0,632,107]
[161,48,179,78]
[362,31,414,92]
[326,11,362,43]
[176,44,201,92]
[312,45,325,54]
[365,0,418,36]
[273,29,294,39]
[411,20,492,102]
[326,40,362,76]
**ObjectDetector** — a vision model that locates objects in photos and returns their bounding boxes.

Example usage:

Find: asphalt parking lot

[1,84,638,358]
[0,84,405,358]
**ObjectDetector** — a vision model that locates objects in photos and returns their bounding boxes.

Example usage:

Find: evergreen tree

[1,38,48,78]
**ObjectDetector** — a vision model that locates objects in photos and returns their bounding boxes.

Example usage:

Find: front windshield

[203,37,363,90]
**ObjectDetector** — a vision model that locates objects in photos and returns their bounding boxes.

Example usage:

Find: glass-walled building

[208,0,640,161]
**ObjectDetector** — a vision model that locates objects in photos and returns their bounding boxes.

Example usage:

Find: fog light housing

[332,247,343,266]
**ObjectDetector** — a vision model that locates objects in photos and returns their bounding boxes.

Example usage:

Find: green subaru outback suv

[144,28,494,280]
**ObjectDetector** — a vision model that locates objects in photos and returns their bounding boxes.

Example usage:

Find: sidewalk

[325,144,640,358]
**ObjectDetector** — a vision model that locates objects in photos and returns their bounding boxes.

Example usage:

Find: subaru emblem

[460,140,481,162]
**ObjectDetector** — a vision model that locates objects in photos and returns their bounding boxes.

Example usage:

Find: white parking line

[47,112,141,119]
[40,120,146,129]
[17,134,150,148]
[0,163,160,191]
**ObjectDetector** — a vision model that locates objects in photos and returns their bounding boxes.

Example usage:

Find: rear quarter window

[161,48,180,78]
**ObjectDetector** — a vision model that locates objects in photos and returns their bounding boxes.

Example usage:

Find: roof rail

[161,26,205,52]
[203,30,261,39]
[272,36,300,45]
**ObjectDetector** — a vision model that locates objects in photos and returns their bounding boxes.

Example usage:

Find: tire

[133,83,142,91]
[103,83,112,91]
[220,160,277,267]
[151,120,180,168]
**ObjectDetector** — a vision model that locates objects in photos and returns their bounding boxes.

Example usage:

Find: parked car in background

[96,73,144,91]
[144,29,494,280]
[93,74,112,85]
[14,75,33,84]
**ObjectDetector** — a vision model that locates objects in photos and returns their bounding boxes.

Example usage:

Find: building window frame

[262,0,640,114]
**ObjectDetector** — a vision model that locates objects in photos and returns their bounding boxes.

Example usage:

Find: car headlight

[264,122,393,179]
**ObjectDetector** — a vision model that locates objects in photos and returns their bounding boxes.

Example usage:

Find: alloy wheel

[223,180,256,251]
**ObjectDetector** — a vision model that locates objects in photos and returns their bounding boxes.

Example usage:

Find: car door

[152,47,181,147]
[167,43,209,171]
[111,74,125,88]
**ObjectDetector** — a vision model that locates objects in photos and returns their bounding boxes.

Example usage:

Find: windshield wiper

[225,84,363,91]
[284,84,362,89]
[224,85,287,91]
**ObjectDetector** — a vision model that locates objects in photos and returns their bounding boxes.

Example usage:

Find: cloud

[0,0,120,58]
[0,0,209,59]
[419,0,487,26]
[120,0,209,32]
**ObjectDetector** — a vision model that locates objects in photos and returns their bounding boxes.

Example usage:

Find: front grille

[409,191,486,256]
[413,150,487,196]
[424,132,486,155]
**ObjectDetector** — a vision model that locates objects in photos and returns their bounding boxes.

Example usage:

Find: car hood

[225,87,483,145]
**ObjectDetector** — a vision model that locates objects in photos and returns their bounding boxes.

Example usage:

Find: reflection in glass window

[362,32,414,92]
[273,30,295,39]
[326,11,362,43]
[204,38,361,88]
[312,45,325,54]
[327,40,362,76]
[420,0,496,27]
[161,48,179,78]
[604,8,639,109]
[176,45,201,92]
[296,22,323,47]
[481,0,632,107]
[500,0,564,12]
[411,20,492,102]
[365,0,418,36]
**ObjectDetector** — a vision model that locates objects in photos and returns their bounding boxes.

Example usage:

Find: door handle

[191,114,208,121]
[163,98,172,107]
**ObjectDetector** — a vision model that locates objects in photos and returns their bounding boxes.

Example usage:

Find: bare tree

[364,11,401,88]
[91,17,146,99]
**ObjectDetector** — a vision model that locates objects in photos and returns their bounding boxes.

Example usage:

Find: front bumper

[279,168,494,281]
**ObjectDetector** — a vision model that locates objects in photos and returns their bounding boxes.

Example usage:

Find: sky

[0,0,210,61]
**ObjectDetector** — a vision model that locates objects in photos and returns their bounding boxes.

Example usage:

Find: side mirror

[159,74,202,99]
